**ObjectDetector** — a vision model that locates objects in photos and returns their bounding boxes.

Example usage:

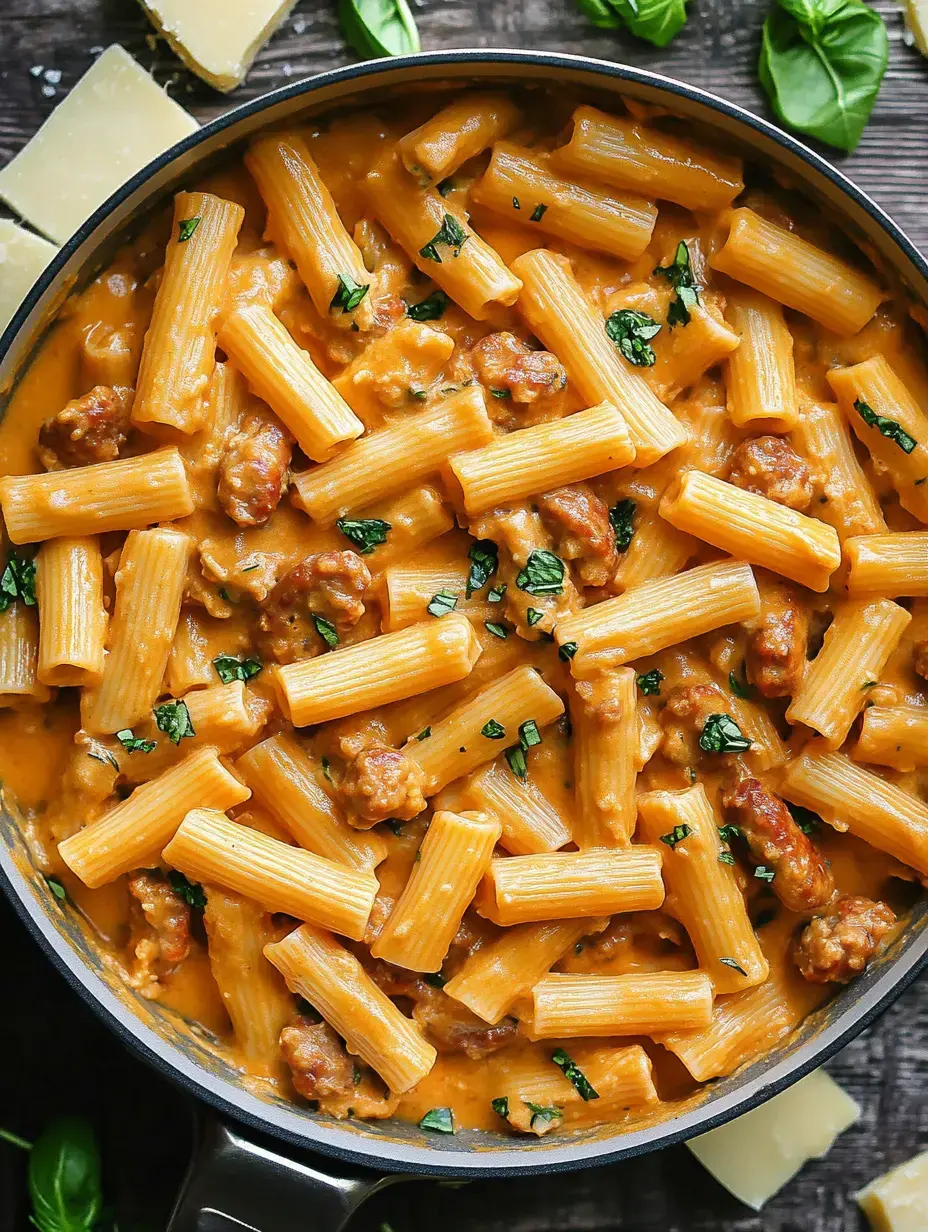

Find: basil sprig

[572,0,689,46]
[759,0,889,154]
[339,0,421,58]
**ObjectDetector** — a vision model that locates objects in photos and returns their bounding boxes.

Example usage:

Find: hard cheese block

[687,1069,861,1210]
[0,46,198,246]
[0,220,59,334]
[139,0,299,92]
[857,1150,928,1231]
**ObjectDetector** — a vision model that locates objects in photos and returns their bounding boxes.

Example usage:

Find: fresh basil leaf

[718,851,736,866]
[754,865,776,883]
[854,397,917,453]
[491,1096,510,1118]
[552,1048,600,1101]
[609,0,689,45]
[330,273,370,313]
[519,719,542,751]
[605,309,662,367]
[489,387,510,399]
[427,590,458,618]
[718,823,743,844]
[609,499,636,552]
[484,621,509,639]
[487,583,507,603]
[758,0,888,153]
[526,608,544,627]
[466,540,498,597]
[336,517,391,554]
[28,1116,103,1232]
[636,668,664,695]
[419,1107,455,1134]
[529,203,548,222]
[419,214,468,263]
[115,729,156,754]
[313,615,339,648]
[505,745,528,780]
[719,956,747,976]
[0,553,36,613]
[45,876,67,902]
[524,1101,563,1129]
[481,719,506,739]
[654,239,700,327]
[416,727,431,741]
[699,713,752,755]
[660,823,691,849]
[559,641,578,661]
[574,0,623,25]
[169,870,207,909]
[321,756,334,782]
[213,654,264,684]
[153,700,195,746]
[339,0,421,58]
[516,549,565,596]
[177,217,200,242]
[406,290,450,321]
[729,665,752,699]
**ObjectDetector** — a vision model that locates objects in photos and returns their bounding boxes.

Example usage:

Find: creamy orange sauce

[0,88,924,1139]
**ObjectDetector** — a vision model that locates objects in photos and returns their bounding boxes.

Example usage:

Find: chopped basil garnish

[115,729,156,754]
[529,203,548,222]
[526,608,544,627]
[416,727,431,741]
[484,621,509,639]
[437,178,454,197]
[660,823,691,849]
[786,802,820,835]
[505,745,528,780]
[605,309,662,367]
[330,273,370,313]
[718,851,736,866]
[728,665,752,699]
[491,1096,510,1118]
[718,823,743,844]
[45,875,67,902]
[512,197,521,210]
[482,719,506,739]
[489,388,510,399]
[419,1107,454,1134]
[424,972,446,988]
[516,549,565,596]
[406,290,450,321]
[321,756,333,783]
[427,590,458,618]
[177,217,201,242]
[168,870,206,909]
[419,214,467,262]
[720,957,747,976]
[153,700,195,746]
[654,239,700,327]
[213,654,263,684]
[409,388,428,401]
[524,1101,562,1128]
[699,713,752,755]
[336,517,391,555]
[636,669,664,696]
[0,554,36,612]
[313,615,339,649]
[754,865,776,883]
[487,583,507,603]
[88,747,119,771]
[854,398,917,454]
[559,641,578,661]
[552,1049,599,1101]
[609,499,636,552]
[466,540,498,597]
[519,719,542,750]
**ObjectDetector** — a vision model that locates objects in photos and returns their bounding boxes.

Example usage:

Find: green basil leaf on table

[758,0,889,153]
[339,0,421,59]
[28,1116,104,1232]
[572,0,689,46]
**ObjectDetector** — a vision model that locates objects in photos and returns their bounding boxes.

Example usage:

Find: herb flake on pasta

[854,397,918,454]
[466,540,499,596]
[609,499,636,552]
[481,719,506,739]
[406,290,450,321]
[516,549,565,596]
[312,615,339,649]
[660,823,691,849]
[154,700,195,746]
[654,239,700,327]
[330,273,370,313]
[698,713,752,755]
[0,553,36,612]
[605,309,662,367]
[177,216,200,242]
[427,590,458,618]
[636,668,664,695]
[116,729,156,754]
[419,214,468,262]
[336,517,391,554]
[419,1107,455,1134]
[169,870,207,909]
[552,1049,599,1101]
[213,654,263,684]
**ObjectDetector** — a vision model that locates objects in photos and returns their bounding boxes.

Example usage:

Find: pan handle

[166,1118,404,1232]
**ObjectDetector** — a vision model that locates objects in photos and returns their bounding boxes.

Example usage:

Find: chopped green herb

[512,196,521,210]
[517,549,565,596]
[559,641,578,662]
[519,719,542,751]
[419,1107,454,1134]
[213,653,264,684]
[718,851,736,866]
[484,621,509,639]
[529,203,548,222]
[427,590,459,619]
[720,956,747,976]
[88,748,119,772]
[321,756,334,783]
[854,398,917,454]
[168,870,207,909]
[115,729,156,754]
[0,554,36,613]
[416,727,431,741]
[609,499,636,552]
[45,875,67,902]
[729,665,752,699]
[313,615,339,649]
[481,719,506,740]
[177,216,201,242]
[526,608,544,627]
[786,802,820,835]
[218,587,234,603]
[754,865,776,883]
[409,387,428,400]
[154,700,195,746]
[336,517,391,554]
[488,583,507,603]
[437,178,454,197]
[660,823,691,849]
[524,1101,562,1129]
[654,239,700,327]
[505,745,528,780]
[13,1115,109,1232]
[551,1049,599,1101]
[353,1065,363,1085]
[489,387,510,399]
[406,290,450,321]
[424,972,446,988]
[718,823,743,844]
[466,540,498,597]
[605,309,662,367]
[699,713,752,755]
[330,273,370,313]
[636,669,664,696]
[419,214,468,262]
[491,1096,510,1118]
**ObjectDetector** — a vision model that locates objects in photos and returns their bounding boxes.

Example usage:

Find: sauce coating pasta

[1,87,924,1140]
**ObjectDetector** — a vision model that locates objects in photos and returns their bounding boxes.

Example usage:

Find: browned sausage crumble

[339,742,427,824]
[38,385,133,470]
[794,896,896,983]
[257,551,371,663]
[470,331,568,403]
[746,575,810,699]
[727,436,813,511]
[538,484,619,588]
[217,412,293,527]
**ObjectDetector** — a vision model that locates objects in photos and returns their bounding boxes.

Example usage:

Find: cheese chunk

[904,0,928,57]
[139,0,298,92]
[857,1150,928,1231]
[0,46,198,245]
[0,220,59,334]
[687,1069,860,1210]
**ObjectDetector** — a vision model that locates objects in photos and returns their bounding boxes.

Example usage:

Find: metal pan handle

[166,1118,403,1232]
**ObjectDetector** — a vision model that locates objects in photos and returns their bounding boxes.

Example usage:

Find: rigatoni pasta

[36,537,106,687]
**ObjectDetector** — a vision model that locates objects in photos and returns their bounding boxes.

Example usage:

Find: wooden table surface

[2,1,927,1229]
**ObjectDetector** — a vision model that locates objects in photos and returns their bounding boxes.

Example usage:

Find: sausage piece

[257,551,371,664]
[720,775,834,912]
[126,870,191,966]
[471,331,567,403]
[38,385,132,470]
[411,982,519,1059]
[538,484,619,588]
[794,896,896,983]
[218,412,292,527]
[727,436,813,511]
[745,573,809,699]
[279,1017,356,1100]
[339,743,426,824]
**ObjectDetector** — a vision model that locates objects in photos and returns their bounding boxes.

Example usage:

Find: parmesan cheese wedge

[0,220,58,334]
[687,1069,860,1210]
[904,0,928,58]
[139,0,299,92]
[0,46,198,246]
[857,1150,928,1231]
